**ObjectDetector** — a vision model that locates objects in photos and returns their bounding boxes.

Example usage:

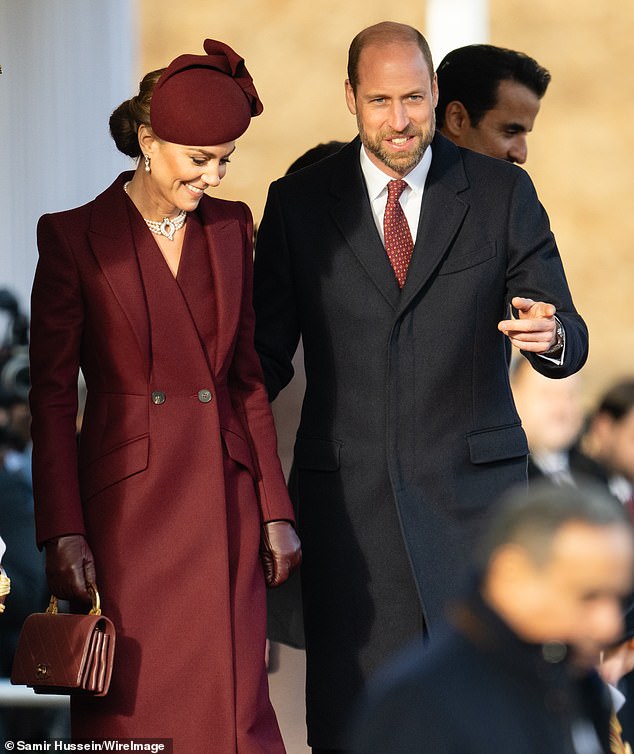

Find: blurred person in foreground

[578,380,634,744]
[599,601,634,753]
[353,481,634,754]
[254,20,587,752]
[435,43,551,164]
[29,38,299,752]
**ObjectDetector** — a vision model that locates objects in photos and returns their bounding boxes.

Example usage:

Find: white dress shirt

[359,143,432,245]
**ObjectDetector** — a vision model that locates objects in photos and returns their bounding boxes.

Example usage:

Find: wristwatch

[543,317,564,356]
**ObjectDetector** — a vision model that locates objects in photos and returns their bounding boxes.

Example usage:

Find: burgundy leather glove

[44,534,97,604]
[260,520,301,588]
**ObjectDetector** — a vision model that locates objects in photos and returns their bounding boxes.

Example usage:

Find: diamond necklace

[123,181,187,241]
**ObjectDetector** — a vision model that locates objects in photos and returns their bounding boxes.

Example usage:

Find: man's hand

[45,534,97,604]
[260,520,302,588]
[498,297,558,353]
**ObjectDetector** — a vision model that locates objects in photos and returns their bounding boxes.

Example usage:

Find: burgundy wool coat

[29,172,294,753]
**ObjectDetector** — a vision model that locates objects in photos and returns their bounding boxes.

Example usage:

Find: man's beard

[358,115,435,175]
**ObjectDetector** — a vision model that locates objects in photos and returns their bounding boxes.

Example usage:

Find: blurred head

[6,395,30,451]
[436,44,550,164]
[584,380,634,484]
[345,22,437,178]
[479,481,634,667]
[511,358,584,455]
[109,38,263,214]
[285,141,346,175]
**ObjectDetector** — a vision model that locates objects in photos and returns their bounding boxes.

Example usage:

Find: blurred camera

[0,288,30,402]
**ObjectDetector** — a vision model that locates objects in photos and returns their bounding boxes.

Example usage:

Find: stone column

[426,0,489,63]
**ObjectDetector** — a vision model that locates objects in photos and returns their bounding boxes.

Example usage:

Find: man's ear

[345,79,357,115]
[442,101,471,138]
[431,72,439,109]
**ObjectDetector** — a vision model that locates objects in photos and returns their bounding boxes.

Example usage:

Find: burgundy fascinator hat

[150,38,263,146]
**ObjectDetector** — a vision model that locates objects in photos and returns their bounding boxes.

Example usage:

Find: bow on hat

[201,38,263,117]
[150,38,263,146]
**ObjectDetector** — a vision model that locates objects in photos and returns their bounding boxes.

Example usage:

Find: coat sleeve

[252,180,302,401]
[227,201,295,524]
[504,169,588,378]
[29,213,86,546]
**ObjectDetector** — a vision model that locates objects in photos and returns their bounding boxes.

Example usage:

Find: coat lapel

[198,199,244,375]
[88,173,150,364]
[398,134,470,314]
[329,140,401,310]
[328,136,471,313]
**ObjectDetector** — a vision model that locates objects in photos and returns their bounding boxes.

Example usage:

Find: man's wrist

[542,316,564,357]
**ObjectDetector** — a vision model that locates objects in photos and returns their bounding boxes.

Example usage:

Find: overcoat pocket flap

[221,428,256,476]
[80,434,149,501]
[294,437,342,471]
[467,424,528,464]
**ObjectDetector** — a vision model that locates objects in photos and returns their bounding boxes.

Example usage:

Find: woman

[29,39,301,753]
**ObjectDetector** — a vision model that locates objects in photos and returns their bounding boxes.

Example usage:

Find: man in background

[576,380,634,510]
[510,356,585,484]
[353,482,634,754]
[435,44,551,164]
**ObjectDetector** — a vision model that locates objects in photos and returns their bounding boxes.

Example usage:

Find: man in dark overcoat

[254,21,588,752]
[352,482,634,754]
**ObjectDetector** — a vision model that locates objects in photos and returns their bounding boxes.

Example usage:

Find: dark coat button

[151,391,166,405]
[198,389,213,403]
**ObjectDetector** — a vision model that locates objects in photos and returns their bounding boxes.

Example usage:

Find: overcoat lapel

[398,135,470,314]
[329,140,401,311]
[87,178,246,380]
[198,200,244,375]
[328,137,471,314]
[87,172,150,365]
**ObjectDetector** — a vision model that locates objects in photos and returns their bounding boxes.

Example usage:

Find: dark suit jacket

[353,592,612,754]
[254,133,588,747]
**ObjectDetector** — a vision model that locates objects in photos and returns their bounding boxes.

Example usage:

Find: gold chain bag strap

[11,583,116,696]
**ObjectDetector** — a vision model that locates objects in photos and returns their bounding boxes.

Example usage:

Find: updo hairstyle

[109,69,165,158]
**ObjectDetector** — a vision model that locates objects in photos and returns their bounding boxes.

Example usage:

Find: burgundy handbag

[11,584,116,696]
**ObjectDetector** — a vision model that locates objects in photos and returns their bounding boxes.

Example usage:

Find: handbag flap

[11,611,115,695]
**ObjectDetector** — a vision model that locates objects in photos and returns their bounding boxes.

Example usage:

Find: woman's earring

[144,154,151,173]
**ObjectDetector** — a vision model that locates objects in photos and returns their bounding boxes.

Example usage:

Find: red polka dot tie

[383,179,413,288]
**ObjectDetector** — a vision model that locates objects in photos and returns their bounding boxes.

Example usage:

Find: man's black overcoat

[254,132,588,747]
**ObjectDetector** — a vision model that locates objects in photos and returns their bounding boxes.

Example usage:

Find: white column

[0,0,137,315]
[426,0,490,66]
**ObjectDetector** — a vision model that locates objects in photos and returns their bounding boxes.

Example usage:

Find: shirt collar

[359,142,433,201]
[608,683,626,712]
